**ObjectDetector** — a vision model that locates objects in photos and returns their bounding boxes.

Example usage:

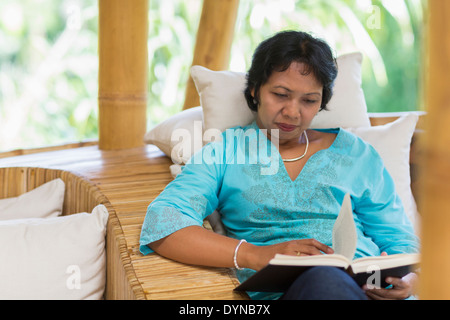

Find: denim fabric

[281,266,367,300]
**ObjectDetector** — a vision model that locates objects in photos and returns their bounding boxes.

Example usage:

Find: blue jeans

[281,266,368,300]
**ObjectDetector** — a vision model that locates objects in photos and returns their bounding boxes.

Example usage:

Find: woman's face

[253,62,323,144]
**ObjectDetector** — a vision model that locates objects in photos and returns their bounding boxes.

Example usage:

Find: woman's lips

[277,123,297,132]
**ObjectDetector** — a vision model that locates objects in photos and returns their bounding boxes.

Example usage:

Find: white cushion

[144,106,204,165]
[347,113,420,233]
[190,52,371,133]
[190,66,255,133]
[0,178,65,220]
[0,205,108,300]
[312,52,371,129]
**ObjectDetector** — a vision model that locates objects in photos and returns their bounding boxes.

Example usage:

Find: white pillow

[0,178,65,220]
[144,106,204,165]
[0,205,108,300]
[190,52,371,133]
[312,52,371,129]
[347,113,420,233]
[190,66,255,133]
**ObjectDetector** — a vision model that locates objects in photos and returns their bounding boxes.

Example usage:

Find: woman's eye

[305,99,318,104]
[274,92,287,98]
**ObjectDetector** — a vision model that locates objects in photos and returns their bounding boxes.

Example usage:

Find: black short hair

[244,31,338,112]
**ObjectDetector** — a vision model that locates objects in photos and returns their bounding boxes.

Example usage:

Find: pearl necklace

[282,130,309,162]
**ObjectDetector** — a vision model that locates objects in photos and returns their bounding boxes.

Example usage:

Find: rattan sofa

[0,112,424,299]
[0,166,144,299]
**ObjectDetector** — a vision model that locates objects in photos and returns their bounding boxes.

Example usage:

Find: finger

[364,290,383,300]
[299,247,322,256]
[363,283,398,300]
[303,239,334,254]
[386,277,407,290]
[367,286,410,300]
[298,243,331,256]
[365,289,392,300]
[363,281,410,300]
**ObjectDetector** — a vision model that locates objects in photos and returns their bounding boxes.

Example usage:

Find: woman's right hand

[240,239,334,271]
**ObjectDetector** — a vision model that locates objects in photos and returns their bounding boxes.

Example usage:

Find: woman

[140,31,419,300]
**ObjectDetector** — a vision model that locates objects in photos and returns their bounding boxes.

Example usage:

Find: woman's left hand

[362,252,418,300]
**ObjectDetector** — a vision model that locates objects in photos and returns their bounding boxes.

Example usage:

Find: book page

[270,253,350,268]
[332,193,357,260]
[350,253,420,274]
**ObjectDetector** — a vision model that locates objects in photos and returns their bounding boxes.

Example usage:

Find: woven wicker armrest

[0,149,248,300]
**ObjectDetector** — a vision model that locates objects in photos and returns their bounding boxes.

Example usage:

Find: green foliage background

[0,0,425,152]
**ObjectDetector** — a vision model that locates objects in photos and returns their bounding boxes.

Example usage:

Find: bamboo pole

[183,0,240,110]
[98,0,149,150]
[418,0,450,300]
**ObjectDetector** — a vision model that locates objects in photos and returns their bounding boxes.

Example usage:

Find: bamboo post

[183,0,240,110]
[418,0,450,299]
[98,0,149,150]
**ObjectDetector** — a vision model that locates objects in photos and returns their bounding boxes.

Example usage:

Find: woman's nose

[281,101,300,120]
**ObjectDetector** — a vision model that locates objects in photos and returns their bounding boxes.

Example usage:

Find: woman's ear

[251,88,258,106]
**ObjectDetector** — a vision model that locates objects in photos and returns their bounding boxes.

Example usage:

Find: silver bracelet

[233,239,247,270]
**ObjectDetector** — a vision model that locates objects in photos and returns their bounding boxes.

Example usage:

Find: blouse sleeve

[354,148,420,255]
[139,142,225,255]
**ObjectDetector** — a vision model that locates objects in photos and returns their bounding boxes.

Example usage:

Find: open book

[234,194,420,292]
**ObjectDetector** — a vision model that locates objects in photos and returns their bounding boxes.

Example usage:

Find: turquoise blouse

[140,121,419,299]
